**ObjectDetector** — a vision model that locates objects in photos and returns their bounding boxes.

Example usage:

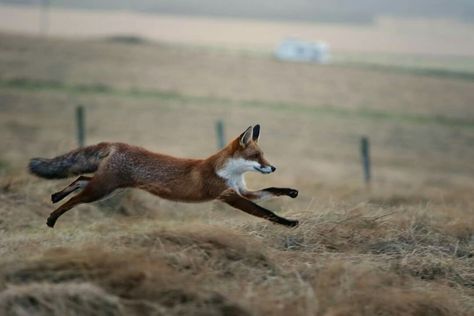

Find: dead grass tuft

[242,206,396,253]
[240,206,474,296]
[0,246,251,316]
[119,227,276,279]
[368,194,430,207]
[0,282,123,316]
[2,247,180,296]
[303,261,466,316]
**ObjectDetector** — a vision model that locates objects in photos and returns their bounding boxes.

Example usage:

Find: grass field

[1,32,474,315]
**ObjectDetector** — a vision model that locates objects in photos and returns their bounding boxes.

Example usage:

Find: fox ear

[252,124,260,142]
[239,126,253,147]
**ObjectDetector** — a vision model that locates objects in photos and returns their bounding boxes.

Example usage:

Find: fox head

[218,124,276,176]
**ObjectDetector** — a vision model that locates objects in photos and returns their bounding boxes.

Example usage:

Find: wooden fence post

[76,105,85,147]
[360,136,371,184]
[215,120,225,149]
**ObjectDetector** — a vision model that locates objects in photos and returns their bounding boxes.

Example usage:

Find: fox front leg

[219,190,299,227]
[240,187,298,201]
[262,187,298,198]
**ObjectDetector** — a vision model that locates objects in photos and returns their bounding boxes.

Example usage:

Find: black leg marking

[219,190,299,228]
[263,187,299,198]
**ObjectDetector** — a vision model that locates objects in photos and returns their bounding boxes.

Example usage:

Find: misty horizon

[2,0,474,24]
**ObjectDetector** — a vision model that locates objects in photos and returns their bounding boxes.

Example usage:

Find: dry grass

[0,33,473,315]
[1,201,473,315]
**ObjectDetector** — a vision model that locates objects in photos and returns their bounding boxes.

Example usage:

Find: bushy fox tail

[29,143,112,179]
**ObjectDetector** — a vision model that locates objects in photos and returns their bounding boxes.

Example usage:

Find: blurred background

[1,0,473,199]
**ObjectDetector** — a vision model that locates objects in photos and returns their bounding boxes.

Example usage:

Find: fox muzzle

[254,164,276,174]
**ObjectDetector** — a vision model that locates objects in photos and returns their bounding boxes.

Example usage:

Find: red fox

[29,125,299,228]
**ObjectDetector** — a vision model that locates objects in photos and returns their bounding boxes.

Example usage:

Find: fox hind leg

[47,177,118,228]
[51,176,92,203]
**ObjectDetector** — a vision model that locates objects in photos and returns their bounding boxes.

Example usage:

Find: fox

[29,124,299,228]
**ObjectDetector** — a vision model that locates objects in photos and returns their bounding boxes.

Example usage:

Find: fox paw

[51,192,63,203]
[46,216,56,228]
[287,189,298,198]
[286,219,299,227]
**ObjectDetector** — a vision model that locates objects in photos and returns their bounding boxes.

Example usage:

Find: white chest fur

[216,158,259,193]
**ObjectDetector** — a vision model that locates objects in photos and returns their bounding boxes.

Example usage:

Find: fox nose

[271,166,276,172]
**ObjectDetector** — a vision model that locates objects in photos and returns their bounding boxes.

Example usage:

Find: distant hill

[2,0,474,24]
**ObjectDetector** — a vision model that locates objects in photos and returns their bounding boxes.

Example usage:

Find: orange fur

[29,125,299,228]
